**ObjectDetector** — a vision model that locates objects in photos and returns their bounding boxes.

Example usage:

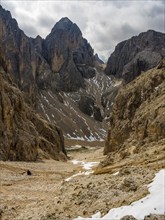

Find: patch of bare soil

[0,140,164,220]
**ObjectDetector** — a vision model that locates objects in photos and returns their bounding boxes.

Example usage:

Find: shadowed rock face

[78,95,103,122]
[0,6,52,107]
[44,17,92,72]
[104,59,165,154]
[105,30,165,83]
[0,68,67,161]
[0,6,36,90]
[43,17,95,92]
[0,7,95,94]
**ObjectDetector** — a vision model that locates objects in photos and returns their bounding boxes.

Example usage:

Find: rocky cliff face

[0,6,95,94]
[104,59,165,154]
[41,17,95,92]
[36,68,112,140]
[0,6,38,94]
[2,5,164,145]
[105,30,165,83]
[0,68,67,161]
[0,5,111,141]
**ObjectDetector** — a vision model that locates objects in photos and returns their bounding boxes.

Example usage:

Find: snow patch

[113,81,122,87]
[67,136,87,141]
[71,160,99,170]
[48,91,55,99]
[73,169,165,219]
[65,171,93,182]
[40,102,51,122]
[65,160,99,182]
[112,171,119,176]
[45,114,50,122]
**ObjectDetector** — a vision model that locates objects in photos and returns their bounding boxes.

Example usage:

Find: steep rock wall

[104,59,165,154]
[105,30,165,83]
[0,68,66,161]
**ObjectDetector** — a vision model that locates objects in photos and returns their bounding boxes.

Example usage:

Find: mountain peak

[0,5,12,19]
[105,30,165,82]
[59,17,72,23]
[51,17,76,32]
[46,16,82,52]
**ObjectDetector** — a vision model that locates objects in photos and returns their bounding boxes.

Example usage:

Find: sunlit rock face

[104,59,165,154]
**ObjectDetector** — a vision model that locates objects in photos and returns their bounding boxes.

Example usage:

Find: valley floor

[0,140,165,220]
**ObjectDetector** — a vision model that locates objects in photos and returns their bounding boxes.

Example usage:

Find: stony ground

[0,140,165,220]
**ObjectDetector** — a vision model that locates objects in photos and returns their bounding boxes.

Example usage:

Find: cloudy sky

[1,0,164,61]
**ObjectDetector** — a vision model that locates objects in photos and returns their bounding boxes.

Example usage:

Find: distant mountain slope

[0,68,66,161]
[105,30,165,83]
[36,68,112,140]
[104,59,165,154]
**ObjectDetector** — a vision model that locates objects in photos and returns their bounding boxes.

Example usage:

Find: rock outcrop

[0,6,39,95]
[0,68,66,161]
[104,59,165,154]
[43,17,95,92]
[44,17,94,66]
[105,30,165,83]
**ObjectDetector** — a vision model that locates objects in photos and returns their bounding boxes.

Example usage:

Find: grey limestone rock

[105,30,165,83]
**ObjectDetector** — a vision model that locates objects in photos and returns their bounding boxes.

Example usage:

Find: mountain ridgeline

[0,8,95,93]
[0,5,165,161]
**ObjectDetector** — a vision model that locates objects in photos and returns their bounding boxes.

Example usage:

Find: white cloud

[1,0,164,62]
